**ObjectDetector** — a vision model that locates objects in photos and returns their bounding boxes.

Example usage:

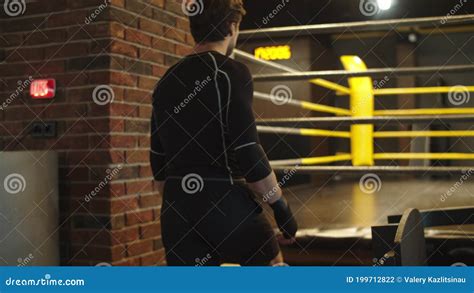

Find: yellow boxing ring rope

[271,153,474,167]
[253,92,351,116]
[257,126,474,138]
[374,108,474,116]
[373,86,474,96]
[240,52,474,167]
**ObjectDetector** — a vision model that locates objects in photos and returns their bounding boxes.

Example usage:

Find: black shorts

[160,176,280,266]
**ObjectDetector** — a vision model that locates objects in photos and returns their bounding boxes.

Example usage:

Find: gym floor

[286,178,474,229]
[277,178,474,265]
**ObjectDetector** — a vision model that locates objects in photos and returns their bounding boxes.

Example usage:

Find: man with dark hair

[150,0,297,266]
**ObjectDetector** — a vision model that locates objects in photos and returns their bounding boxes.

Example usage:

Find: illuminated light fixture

[377,0,392,11]
[408,33,418,43]
[30,79,56,99]
[254,45,291,61]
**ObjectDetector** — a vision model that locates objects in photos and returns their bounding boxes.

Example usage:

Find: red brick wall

[0,0,193,265]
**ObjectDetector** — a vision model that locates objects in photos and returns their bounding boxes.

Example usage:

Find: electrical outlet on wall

[30,121,57,138]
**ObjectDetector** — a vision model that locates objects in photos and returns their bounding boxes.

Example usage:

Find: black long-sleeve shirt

[150,51,272,183]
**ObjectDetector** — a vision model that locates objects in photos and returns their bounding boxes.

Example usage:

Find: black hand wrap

[270,197,298,239]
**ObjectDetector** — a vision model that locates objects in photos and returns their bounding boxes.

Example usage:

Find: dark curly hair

[187,0,246,43]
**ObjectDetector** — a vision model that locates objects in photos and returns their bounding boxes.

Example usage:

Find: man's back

[151,51,271,182]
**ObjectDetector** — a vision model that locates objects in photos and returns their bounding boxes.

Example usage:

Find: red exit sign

[30,79,56,99]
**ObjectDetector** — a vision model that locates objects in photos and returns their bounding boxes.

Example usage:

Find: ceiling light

[377,0,392,11]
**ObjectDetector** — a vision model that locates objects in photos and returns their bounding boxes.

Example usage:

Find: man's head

[187,0,246,56]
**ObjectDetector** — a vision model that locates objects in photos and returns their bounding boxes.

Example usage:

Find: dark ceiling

[240,0,474,30]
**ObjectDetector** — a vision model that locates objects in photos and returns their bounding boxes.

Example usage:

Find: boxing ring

[236,14,474,266]
[234,50,474,170]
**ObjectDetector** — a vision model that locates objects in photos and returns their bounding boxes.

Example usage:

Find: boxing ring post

[341,56,374,166]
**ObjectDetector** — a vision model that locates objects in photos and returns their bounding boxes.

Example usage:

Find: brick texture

[0,0,193,266]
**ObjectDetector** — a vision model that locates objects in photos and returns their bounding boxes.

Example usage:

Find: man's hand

[246,171,298,244]
[277,234,296,245]
[270,197,298,243]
